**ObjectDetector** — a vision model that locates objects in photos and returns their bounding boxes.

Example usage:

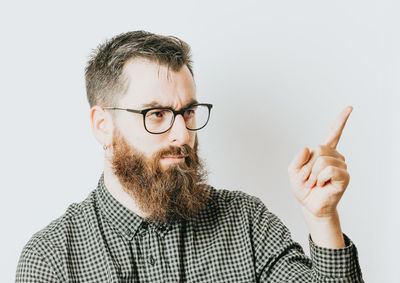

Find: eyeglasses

[103,103,213,134]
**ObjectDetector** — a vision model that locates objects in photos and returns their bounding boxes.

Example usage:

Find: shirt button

[126,229,132,236]
[149,255,156,266]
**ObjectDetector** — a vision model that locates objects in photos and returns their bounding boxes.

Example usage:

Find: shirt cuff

[309,233,363,280]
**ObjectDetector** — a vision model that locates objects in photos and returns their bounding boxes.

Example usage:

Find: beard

[109,127,210,225]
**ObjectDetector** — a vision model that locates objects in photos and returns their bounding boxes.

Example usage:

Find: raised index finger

[323,106,353,149]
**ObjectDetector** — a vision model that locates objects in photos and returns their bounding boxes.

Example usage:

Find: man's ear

[90,106,114,148]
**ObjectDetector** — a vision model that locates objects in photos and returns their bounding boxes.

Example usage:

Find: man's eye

[151,111,164,118]
[185,109,196,116]
[147,110,168,120]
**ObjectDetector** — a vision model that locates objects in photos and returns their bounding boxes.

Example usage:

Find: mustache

[151,144,192,161]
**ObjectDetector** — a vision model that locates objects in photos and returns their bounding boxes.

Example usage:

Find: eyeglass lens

[144,105,209,133]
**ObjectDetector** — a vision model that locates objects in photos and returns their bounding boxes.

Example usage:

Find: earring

[103,144,110,151]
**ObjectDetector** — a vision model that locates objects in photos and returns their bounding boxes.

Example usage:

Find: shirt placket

[137,223,164,282]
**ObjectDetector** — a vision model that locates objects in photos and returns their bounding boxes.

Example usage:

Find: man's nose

[168,114,190,145]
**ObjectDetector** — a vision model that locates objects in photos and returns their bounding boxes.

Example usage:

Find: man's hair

[85,31,194,109]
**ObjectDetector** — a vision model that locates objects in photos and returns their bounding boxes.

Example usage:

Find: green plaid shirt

[16,172,363,282]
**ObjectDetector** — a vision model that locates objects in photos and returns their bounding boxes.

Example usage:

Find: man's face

[112,58,198,170]
[107,59,209,224]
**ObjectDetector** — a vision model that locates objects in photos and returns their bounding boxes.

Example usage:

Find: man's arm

[16,246,61,283]
[248,195,363,282]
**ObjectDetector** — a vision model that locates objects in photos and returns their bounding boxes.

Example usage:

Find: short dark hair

[85,31,194,109]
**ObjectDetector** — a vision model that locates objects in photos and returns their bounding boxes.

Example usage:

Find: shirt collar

[96,172,172,240]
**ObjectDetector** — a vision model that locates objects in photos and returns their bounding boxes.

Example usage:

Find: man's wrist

[301,206,346,249]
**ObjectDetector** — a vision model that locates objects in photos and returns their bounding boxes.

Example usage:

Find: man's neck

[103,159,148,219]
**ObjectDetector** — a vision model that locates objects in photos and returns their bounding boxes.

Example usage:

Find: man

[16,31,363,282]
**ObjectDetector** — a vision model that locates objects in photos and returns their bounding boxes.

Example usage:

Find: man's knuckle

[316,156,328,167]
[326,165,336,174]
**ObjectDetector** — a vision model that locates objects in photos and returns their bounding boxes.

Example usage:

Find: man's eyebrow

[140,98,198,109]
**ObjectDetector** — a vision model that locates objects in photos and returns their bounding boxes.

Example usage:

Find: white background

[1,0,399,282]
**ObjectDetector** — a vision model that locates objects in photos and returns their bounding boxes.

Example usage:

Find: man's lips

[161,155,186,164]
[163,155,185,158]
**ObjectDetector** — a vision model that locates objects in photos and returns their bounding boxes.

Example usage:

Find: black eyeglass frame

[103,103,213,134]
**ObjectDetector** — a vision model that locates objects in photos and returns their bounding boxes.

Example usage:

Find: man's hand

[287,106,353,248]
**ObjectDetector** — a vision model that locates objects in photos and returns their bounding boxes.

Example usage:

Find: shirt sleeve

[247,195,364,282]
[16,244,61,283]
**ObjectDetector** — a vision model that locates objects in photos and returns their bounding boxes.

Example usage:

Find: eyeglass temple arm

[103,107,142,114]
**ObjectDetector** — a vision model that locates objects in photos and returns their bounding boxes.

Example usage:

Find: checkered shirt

[16,172,363,282]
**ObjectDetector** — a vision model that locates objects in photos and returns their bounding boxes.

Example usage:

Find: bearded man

[16,31,363,282]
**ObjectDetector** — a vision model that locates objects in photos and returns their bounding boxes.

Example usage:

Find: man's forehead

[139,98,198,109]
[121,58,197,110]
